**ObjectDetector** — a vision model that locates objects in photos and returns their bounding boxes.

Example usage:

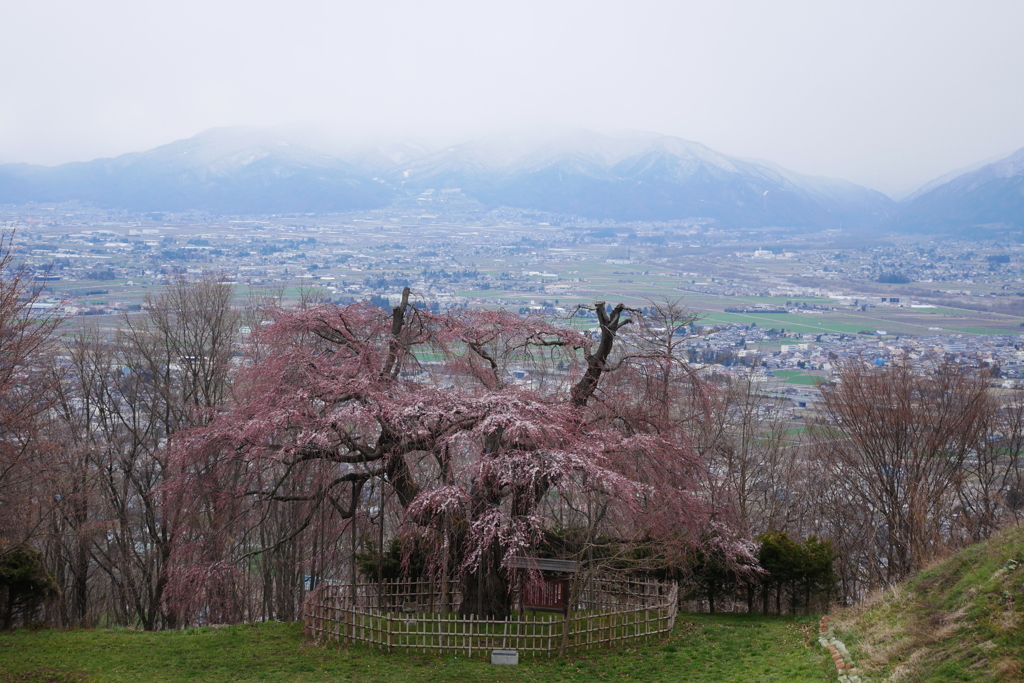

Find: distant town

[7,199,1024,422]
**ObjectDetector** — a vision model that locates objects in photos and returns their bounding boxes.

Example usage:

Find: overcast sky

[2,0,1022,197]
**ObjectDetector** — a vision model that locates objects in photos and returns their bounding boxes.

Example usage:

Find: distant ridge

[895,146,1024,233]
[0,127,395,214]
[898,154,1004,203]
[387,129,894,228]
[0,126,897,228]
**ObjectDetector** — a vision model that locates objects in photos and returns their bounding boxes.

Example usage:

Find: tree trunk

[73,539,89,626]
[2,586,12,629]
[458,553,511,618]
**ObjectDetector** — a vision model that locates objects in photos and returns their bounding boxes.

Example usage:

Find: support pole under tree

[440,531,449,614]
[377,481,386,610]
[559,575,575,656]
[349,484,357,604]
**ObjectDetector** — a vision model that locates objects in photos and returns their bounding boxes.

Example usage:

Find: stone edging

[818,615,870,683]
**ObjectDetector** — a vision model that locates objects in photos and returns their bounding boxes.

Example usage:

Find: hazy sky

[2,0,1022,197]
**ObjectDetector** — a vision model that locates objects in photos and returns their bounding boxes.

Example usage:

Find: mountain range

[893,147,1024,233]
[1,126,1021,233]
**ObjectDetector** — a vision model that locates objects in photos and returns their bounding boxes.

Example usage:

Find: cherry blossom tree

[171,290,737,618]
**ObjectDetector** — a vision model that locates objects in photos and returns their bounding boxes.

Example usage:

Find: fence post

[387,612,393,653]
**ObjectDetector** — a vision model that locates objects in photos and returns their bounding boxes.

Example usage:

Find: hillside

[829,523,1024,682]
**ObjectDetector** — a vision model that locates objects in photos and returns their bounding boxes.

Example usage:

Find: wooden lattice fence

[304,577,678,655]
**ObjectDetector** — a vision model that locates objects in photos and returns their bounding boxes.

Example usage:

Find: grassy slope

[0,614,831,683]
[832,524,1024,682]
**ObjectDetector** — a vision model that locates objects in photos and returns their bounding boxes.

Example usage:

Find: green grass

[771,371,823,386]
[0,614,832,682]
[832,524,1024,682]
[785,375,823,386]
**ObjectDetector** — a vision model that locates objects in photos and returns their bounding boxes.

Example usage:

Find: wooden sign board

[523,578,569,613]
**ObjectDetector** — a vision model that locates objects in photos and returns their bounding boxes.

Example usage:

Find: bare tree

[0,230,62,552]
[42,274,239,629]
[701,374,803,536]
[43,329,111,626]
[811,360,989,585]
[953,391,1024,542]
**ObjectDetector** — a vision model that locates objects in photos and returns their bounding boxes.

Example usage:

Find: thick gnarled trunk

[457,543,512,618]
